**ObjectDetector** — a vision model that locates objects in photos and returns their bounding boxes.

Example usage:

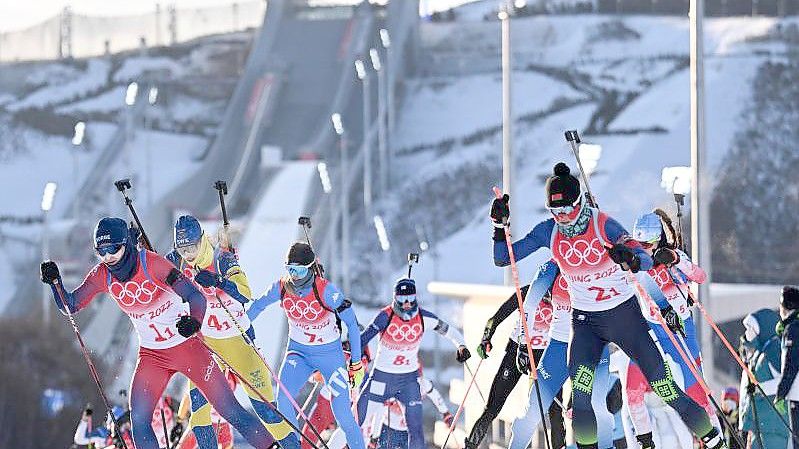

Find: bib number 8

[588,286,621,302]
[392,355,410,366]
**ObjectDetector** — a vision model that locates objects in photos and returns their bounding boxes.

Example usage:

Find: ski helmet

[781,285,799,311]
[632,212,664,246]
[392,278,419,320]
[545,163,581,208]
[174,215,202,248]
[94,217,128,254]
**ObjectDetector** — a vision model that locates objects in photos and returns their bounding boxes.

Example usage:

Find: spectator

[740,308,788,449]
[777,286,799,449]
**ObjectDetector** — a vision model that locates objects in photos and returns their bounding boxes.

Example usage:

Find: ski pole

[492,186,552,449]
[564,131,597,208]
[114,178,154,251]
[629,272,747,448]
[298,216,325,277]
[464,362,487,406]
[749,381,766,449]
[668,269,799,441]
[208,293,331,449]
[213,180,234,253]
[407,252,419,278]
[51,280,130,449]
[192,335,326,449]
[441,358,484,449]
[670,320,747,448]
[160,406,171,449]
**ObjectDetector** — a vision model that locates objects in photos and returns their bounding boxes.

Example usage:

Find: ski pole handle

[214,180,229,226]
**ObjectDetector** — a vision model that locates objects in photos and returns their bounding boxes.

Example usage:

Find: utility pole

[499,2,514,287]
[689,0,714,386]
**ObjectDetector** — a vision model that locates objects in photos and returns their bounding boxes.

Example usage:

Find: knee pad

[648,362,679,404]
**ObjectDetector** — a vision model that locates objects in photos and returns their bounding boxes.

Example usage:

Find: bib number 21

[588,286,621,302]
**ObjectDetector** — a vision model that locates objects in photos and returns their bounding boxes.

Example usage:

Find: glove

[442,411,454,427]
[775,397,787,415]
[490,194,510,225]
[195,270,224,288]
[661,305,685,337]
[745,381,756,395]
[40,260,61,284]
[607,243,641,273]
[456,346,471,363]
[349,360,365,388]
[653,247,680,267]
[516,344,531,375]
[176,315,201,338]
[476,339,492,359]
[491,194,510,242]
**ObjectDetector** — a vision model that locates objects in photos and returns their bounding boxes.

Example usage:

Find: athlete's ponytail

[652,208,680,250]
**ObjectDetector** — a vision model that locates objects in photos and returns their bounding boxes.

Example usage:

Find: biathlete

[247,242,366,449]
[626,210,720,448]
[354,277,470,449]
[490,163,723,449]
[166,215,300,449]
[41,217,275,449]
[499,261,614,449]
[468,281,567,449]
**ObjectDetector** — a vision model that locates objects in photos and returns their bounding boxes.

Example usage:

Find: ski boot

[701,428,726,449]
[636,432,655,449]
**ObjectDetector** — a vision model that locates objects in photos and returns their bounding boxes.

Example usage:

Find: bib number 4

[588,286,621,302]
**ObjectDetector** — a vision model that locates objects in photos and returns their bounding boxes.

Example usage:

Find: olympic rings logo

[557,238,604,267]
[653,268,671,288]
[183,268,217,296]
[110,279,159,306]
[385,323,423,342]
[534,301,553,330]
[282,298,324,322]
[556,275,570,292]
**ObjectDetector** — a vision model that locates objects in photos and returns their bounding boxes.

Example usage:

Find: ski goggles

[176,242,201,260]
[547,198,580,215]
[395,294,417,306]
[286,263,313,279]
[96,242,124,256]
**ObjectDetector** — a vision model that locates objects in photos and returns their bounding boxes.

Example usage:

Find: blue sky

[0,0,475,33]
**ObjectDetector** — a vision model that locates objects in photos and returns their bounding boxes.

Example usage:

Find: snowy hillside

[348,13,795,306]
[0,31,254,313]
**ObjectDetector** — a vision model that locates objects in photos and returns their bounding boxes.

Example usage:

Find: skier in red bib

[40,217,275,449]
[490,163,723,449]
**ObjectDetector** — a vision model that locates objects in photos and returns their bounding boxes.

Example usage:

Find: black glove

[170,422,184,443]
[661,305,685,337]
[607,243,641,273]
[745,381,756,395]
[40,260,61,284]
[195,270,224,288]
[653,247,679,267]
[490,194,510,225]
[176,316,201,338]
[456,346,471,363]
[516,344,531,375]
